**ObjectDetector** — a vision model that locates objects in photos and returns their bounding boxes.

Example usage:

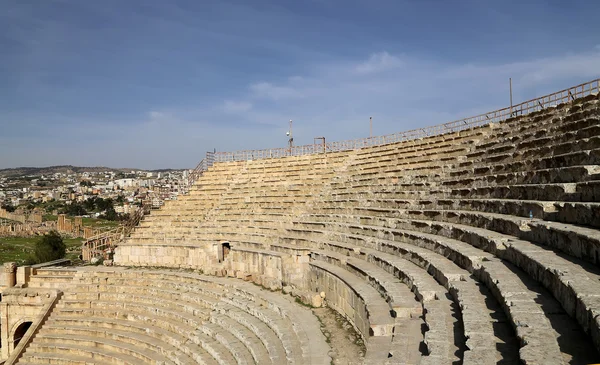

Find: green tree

[1,203,15,212]
[83,197,96,211]
[33,231,66,263]
[96,198,114,212]
[99,207,118,221]
[65,202,87,216]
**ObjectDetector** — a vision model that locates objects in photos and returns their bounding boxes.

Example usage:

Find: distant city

[0,166,191,216]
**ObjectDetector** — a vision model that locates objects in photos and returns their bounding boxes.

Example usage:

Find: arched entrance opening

[13,321,32,348]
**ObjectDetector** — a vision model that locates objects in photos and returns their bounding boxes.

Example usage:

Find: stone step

[288,220,585,363]
[311,249,422,319]
[451,181,599,202]
[213,304,288,364]
[18,352,101,365]
[386,209,600,266]
[210,313,273,365]
[32,332,174,364]
[321,215,600,362]
[44,318,209,365]
[308,259,396,336]
[220,295,305,364]
[307,245,461,363]
[23,341,142,364]
[314,238,514,364]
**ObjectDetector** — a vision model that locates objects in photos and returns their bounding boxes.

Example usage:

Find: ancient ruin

[1,79,600,364]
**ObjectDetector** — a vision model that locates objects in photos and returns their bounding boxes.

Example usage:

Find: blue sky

[1,0,599,169]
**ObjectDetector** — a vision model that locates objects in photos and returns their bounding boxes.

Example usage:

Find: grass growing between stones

[295,297,315,308]
[312,306,366,365]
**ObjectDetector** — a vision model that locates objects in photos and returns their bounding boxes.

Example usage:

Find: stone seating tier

[21,269,331,365]
[286,218,594,364]
[98,91,600,364]
[292,210,600,359]
[315,197,600,229]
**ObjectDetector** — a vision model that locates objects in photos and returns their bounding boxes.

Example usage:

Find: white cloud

[222,100,253,113]
[249,82,302,100]
[148,111,167,120]
[355,51,403,74]
[222,48,600,145]
[441,50,600,86]
[4,47,599,169]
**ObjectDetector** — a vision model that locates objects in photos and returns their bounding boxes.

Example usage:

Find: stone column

[33,212,42,224]
[74,216,83,236]
[3,262,17,288]
[57,214,66,232]
[16,266,31,288]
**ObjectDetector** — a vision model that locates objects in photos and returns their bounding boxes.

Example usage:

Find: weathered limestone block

[3,262,17,288]
[311,294,323,308]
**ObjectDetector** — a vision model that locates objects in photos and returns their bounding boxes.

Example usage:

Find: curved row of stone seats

[29,270,288,362]
[473,126,600,166]
[130,127,496,246]
[132,207,312,244]
[287,213,596,364]
[345,103,599,187]
[451,180,600,202]
[348,208,600,357]
[394,209,600,264]
[472,96,599,151]
[375,210,600,347]
[350,130,487,158]
[332,155,600,204]
[345,146,599,197]
[343,196,600,230]
[119,270,329,363]
[308,251,434,362]
[283,226,520,364]
[131,155,350,236]
[22,268,331,365]
[226,238,454,364]
[470,115,599,161]
[351,144,471,173]
[115,91,600,364]
[346,192,600,232]
[445,164,600,188]
[308,259,424,364]
[453,119,599,176]
[128,216,286,246]
[351,146,600,192]
[351,126,488,161]
[26,275,232,364]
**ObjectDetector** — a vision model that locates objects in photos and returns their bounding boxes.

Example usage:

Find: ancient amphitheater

[1,79,600,365]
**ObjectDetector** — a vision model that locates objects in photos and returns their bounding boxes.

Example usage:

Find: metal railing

[80,201,152,262]
[184,78,599,184]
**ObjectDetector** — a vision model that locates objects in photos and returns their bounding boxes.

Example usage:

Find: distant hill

[0,165,189,178]
[149,169,182,173]
[0,165,135,177]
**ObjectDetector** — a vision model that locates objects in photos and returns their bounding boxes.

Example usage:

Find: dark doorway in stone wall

[222,242,231,261]
[13,321,32,348]
[218,242,231,263]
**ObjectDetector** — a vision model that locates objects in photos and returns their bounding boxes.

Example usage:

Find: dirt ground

[312,307,366,365]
